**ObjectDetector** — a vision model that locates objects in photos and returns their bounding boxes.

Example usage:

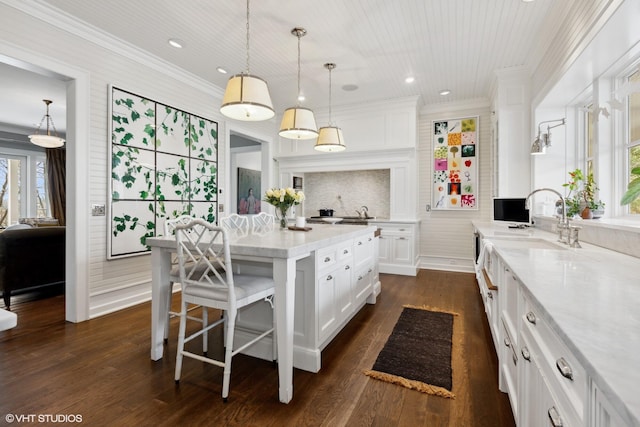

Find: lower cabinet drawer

[522,297,586,424]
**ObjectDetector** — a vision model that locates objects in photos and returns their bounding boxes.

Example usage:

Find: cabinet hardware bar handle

[512,352,517,365]
[343,249,349,254]
[326,275,333,280]
[556,357,573,380]
[358,241,363,245]
[521,347,530,361]
[324,257,331,263]
[526,311,536,324]
[398,237,407,240]
[399,228,405,231]
[548,406,563,427]
[504,337,511,348]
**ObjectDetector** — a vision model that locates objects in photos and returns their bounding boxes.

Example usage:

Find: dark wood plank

[0,270,515,426]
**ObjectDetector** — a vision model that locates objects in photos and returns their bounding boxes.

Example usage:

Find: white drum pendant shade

[279,107,318,139]
[314,126,346,152]
[220,74,275,121]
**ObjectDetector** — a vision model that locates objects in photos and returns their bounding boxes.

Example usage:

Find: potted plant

[562,169,605,219]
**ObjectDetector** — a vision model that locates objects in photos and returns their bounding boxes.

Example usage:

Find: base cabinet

[369,221,419,276]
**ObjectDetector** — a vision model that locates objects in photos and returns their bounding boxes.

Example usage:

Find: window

[0,149,50,228]
[585,103,595,176]
[627,69,640,214]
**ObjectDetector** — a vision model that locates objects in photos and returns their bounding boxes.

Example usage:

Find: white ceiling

[1,0,560,136]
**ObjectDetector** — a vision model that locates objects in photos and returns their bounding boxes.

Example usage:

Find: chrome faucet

[525,188,572,245]
[360,205,370,219]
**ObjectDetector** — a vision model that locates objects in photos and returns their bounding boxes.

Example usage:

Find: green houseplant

[562,169,605,219]
[621,166,640,208]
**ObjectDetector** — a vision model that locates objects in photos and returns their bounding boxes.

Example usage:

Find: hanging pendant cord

[296,33,301,106]
[245,0,250,74]
[328,66,333,125]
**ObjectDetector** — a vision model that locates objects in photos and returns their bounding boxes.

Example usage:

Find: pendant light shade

[221,74,274,121]
[279,27,318,140]
[314,126,346,152]
[315,63,346,152]
[29,99,65,148]
[279,107,318,139]
[220,0,274,122]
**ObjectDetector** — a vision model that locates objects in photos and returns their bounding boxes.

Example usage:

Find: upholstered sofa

[0,226,65,309]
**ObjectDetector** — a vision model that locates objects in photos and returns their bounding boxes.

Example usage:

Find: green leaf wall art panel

[112,88,155,149]
[110,200,156,256]
[156,103,190,156]
[190,201,217,224]
[190,115,218,161]
[156,152,190,201]
[108,86,218,259]
[190,158,218,202]
[111,145,155,201]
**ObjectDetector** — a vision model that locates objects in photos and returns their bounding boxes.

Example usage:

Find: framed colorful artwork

[432,116,478,210]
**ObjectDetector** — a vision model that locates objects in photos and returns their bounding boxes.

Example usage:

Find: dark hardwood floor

[0,270,515,426]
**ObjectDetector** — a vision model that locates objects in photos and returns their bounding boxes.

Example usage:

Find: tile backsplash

[301,169,390,218]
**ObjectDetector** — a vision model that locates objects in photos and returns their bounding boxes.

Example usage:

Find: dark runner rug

[364,305,461,399]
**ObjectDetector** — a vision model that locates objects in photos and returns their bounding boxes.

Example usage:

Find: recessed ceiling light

[521,0,535,2]
[439,89,451,96]
[405,76,415,84]
[168,38,184,49]
[342,84,358,92]
[216,67,228,74]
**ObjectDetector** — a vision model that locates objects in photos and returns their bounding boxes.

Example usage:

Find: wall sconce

[531,118,565,155]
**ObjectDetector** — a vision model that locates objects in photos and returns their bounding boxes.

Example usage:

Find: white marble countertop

[147,223,378,259]
[473,221,640,426]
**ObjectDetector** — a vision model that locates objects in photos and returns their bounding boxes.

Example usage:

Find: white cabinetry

[369,221,419,276]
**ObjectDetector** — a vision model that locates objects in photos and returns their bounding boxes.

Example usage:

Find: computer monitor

[493,198,529,223]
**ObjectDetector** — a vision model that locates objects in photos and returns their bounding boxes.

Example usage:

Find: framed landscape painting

[432,116,479,210]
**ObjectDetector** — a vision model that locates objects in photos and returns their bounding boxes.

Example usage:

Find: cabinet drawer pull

[344,265,350,270]
[548,406,563,427]
[358,241,363,245]
[358,275,363,281]
[487,292,493,299]
[556,357,573,380]
[512,275,517,281]
[368,237,372,241]
[326,275,333,280]
[324,257,331,263]
[504,337,511,348]
[521,347,530,361]
[399,228,405,231]
[398,237,407,240]
[526,311,536,324]
[512,352,517,366]
[368,268,372,273]
[343,249,349,254]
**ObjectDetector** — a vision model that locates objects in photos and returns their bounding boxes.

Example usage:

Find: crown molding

[2,0,223,98]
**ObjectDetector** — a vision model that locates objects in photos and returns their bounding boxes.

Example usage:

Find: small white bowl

[321,217,343,225]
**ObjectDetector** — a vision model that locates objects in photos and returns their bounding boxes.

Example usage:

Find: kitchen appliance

[493,198,529,223]
[319,209,334,217]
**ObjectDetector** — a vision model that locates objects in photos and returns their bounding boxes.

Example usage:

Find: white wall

[0,2,277,319]
[418,101,492,272]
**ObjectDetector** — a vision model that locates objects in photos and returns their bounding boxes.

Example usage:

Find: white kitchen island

[146,223,379,404]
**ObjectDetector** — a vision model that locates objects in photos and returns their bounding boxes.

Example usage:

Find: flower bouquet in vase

[264,187,305,229]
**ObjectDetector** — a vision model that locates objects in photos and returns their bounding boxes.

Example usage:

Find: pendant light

[29,99,65,148]
[279,27,318,140]
[314,63,346,152]
[220,0,274,121]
